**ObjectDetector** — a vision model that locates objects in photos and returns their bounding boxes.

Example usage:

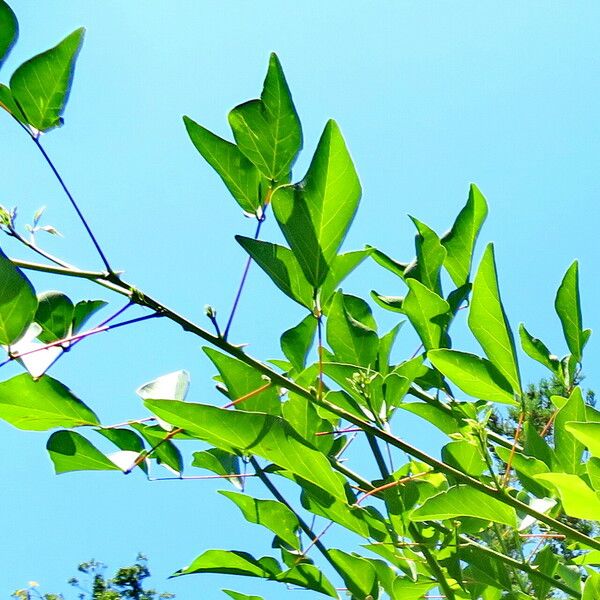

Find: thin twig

[502,410,524,488]
[222,381,272,409]
[32,137,113,273]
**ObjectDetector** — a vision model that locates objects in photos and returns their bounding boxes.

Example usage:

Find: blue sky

[2,1,600,597]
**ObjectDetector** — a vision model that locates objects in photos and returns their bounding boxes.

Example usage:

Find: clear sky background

[1,1,600,597]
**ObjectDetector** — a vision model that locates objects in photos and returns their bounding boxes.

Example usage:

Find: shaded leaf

[280,314,316,372]
[370,291,404,313]
[35,290,74,343]
[131,423,183,475]
[320,249,371,309]
[0,249,37,346]
[47,430,120,474]
[145,400,346,501]
[405,217,446,294]
[10,28,84,131]
[377,322,403,376]
[428,349,517,405]
[229,53,302,182]
[220,490,300,549]
[468,244,521,394]
[0,0,18,67]
[411,485,517,526]
[442,183,488,287]
[555,260,590,362]
[367,246,408,278]
[0,373,98,430]
[192,448,243,489]
[71,300,106,334]
[328,549,378,599]
[223,591,264,600]
[0,83,26,121]
[531,545,559,600]
[271,120,361,288]
[183,116,261,213]
[236,236,313,309]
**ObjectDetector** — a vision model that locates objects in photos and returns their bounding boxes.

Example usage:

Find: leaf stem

[32,137,113,273]
[223,203,269,341]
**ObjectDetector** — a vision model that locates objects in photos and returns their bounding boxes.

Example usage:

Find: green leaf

[328,549,378,599]
[0,249,38,346]
[271,120,361,288]
[554,386,586,474]
[367,246,408,278]
[236,236,313,308]
[228,53,302,181]
[282,393,334,455]
[326,292,378,367]
[583,572,600,600]
[377,322,403,376]
[183,116,261,213]
[519,324,561,377]
[495,446,550,498]
[219,490,300,549]
[0,373,98,430]
[411,485,517,526]
[523,421,556,469]
[320,249,371,309]
[428,349,517,405]
[442,183,488,287]
[223,591,264,600]
[10,28,84,132]
[399,403,461,435]
[587,457,600,491]
[564,421,600,459]
[0,83,26,121]
[0,0,18,67]
[175,550,278,578]
[275,564,337,598]
[468,244,521,394]
[204,347,280,414]
[392,577,437,600]
[71,300,107,334]
[442,440,486,476]
[145,400,346,501]
[131,423,183,475]
[280,314,317,372]
[404,217,446,294]
[35,291,74,343]
[47,430,121,474]
[192,447,242,489]
[370,291,404,313]
[555,260,590,362]
[534,473,600,520]
[401,278,450,351]
[531,545,559,600]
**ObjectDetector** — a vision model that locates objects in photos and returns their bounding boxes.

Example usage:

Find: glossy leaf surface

[228,53,302,181]
[535,473,600,520]
[271,120,361,288]
[428,349,517,404]
[0,373,98,430]
[0,0,17,67]
[468,244,521,394]
[10,28,84,131]
[280,314,317,372]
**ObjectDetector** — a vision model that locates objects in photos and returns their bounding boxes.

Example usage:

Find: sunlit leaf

[0,373,98,430]
[428,349,517,405]
[0,249,37,346]
[228,53,302,181]
[236,236,313,308]
[220,490,300,549]
[183,116,261,213]
[329,549,378,599]
[5,322,62,379]
[10,28,84,131]
[0,0,18,67]
[468,244,521,394]
[401,278,450,351]
[554,386,586,474]
[326,292,378,367]
[411,485,517,526]
[320,249,371,309]
[71,300,106,334]
[223,591,264,600]
[442,184,488,287]
[442,440,486,476]
[555,261,590,362]
[519,324,561,377]
[271,120,361,288]
[192,448,242,489]
[534,473,600,520]
[131,423,183,475]
[204,348,280,414]
[47,430,120,474]
[392,577,437,600]
[583,572,600,600]
[404,217,446,294]
[565,421,600,459]
[145,400,346,501]
[174,550,278,578]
